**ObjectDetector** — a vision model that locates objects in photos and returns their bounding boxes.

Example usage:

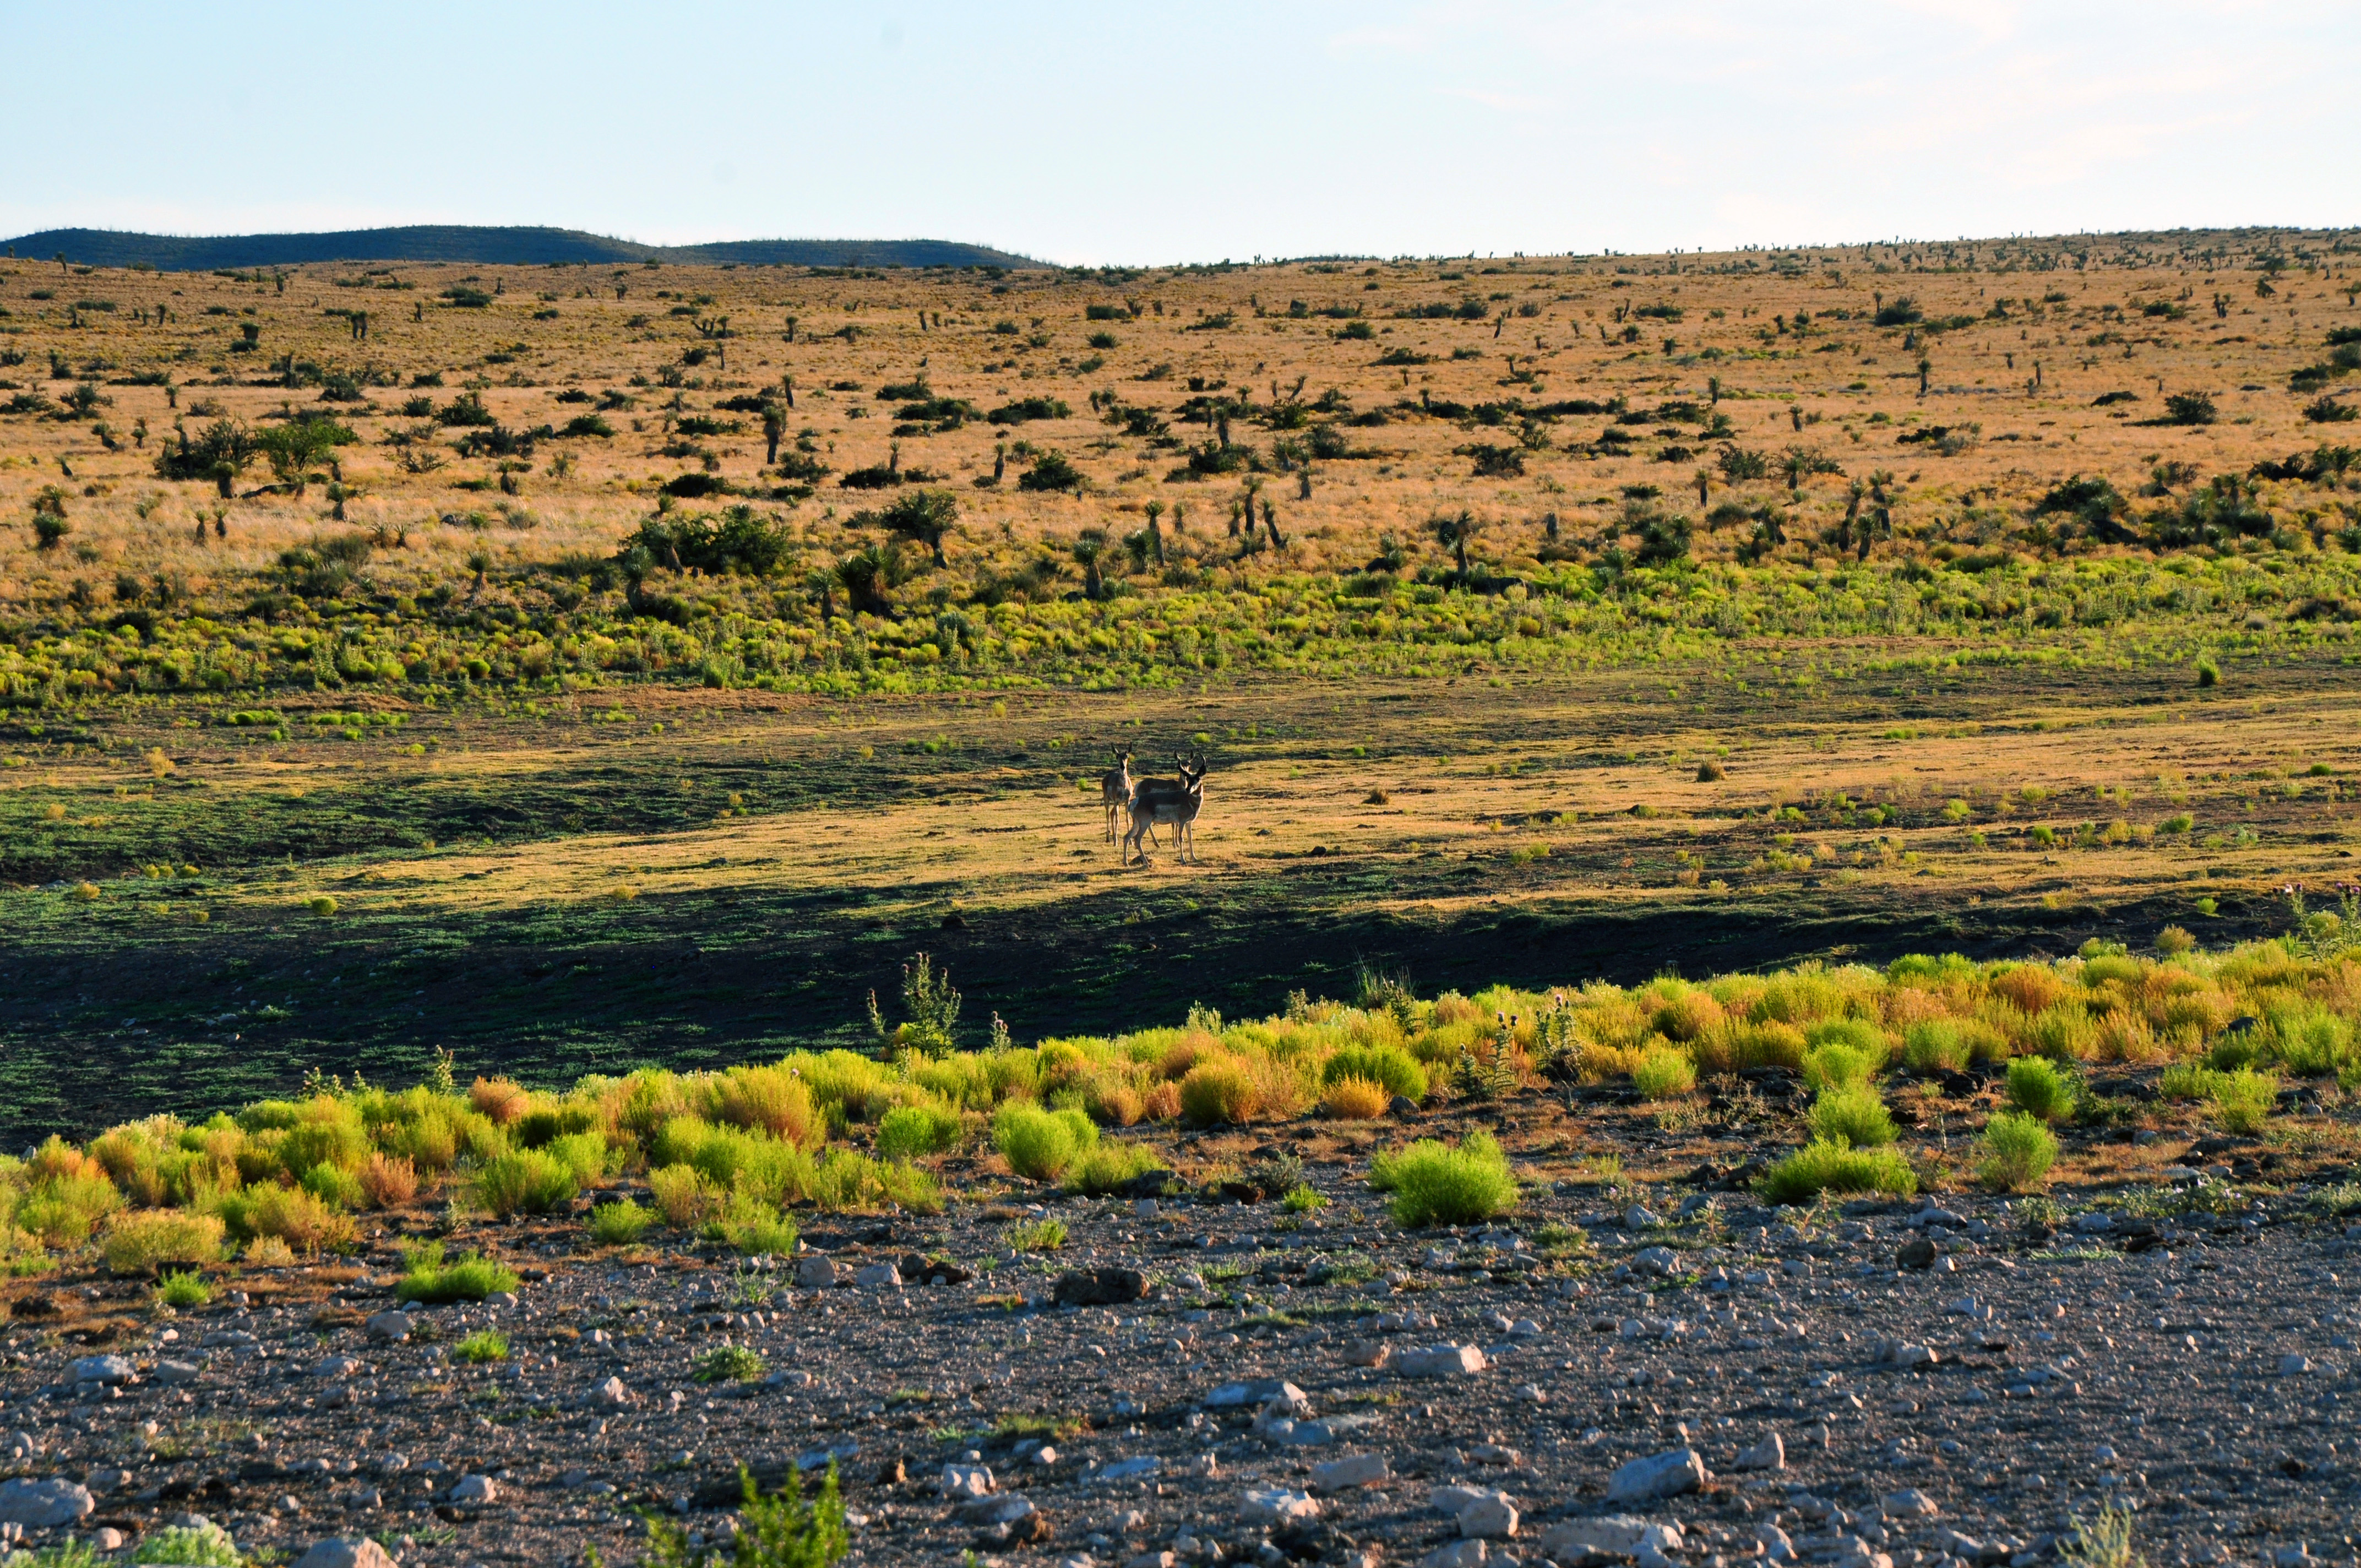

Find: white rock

[2279,1354,2313,1376]
[1396,1343,1485,1378]
[1625,1205,1659,1229]
[1238,1487,1319,1526]
[1204,1379,1305,1408]
[292,1538,400,1568]
[589,1376,631,1408]
[1880,1488,1939,1520]
[0,1478,94,1527]
[153,1359,203,1385]
[1758,1523,1797,1561]
[366,1311,412,1342]
[1632,1246,1682,1276]
[1457,1493,1519,1539]
[1422,1542,1487,1568]
[448,1474,497,1506]
[312,1354,363,1380]
[796,1256,841,1289]
[1311,1454,1391,1490]
[1538,1516,1685,1559]
[853,1262,902,1290]
[1127,1555,1177,1568]
[1094,1457,1160,1484]
[67,1354,136,1386]
[2073,1212,2115,1234]
[1606,1449,1708,1504]
[940,1463,995,1499]
[955,1494,1038,1526]
[1734,1432,1785,1471]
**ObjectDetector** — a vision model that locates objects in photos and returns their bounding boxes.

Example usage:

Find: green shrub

[875,1103,963,1160]
[993,1103,1098,1180]
[1321,1043,1428,1102]
[1630,1046,1697,1100]
[707,1193,800,1255]
[2004,1056,2076,1121]
[640,1462,847,1568]
[154,1268,213,1309]
[1803,1017,1888,1057]
[1280,1185,1329,1214]
[693,1344,768,1384]
[1008,1217,1067,1251]
[544,1130,611,1185]
[1901,1016,2003,1071]
[1807,1086,1897,1147]
[474,1148,580,1217]
[1063,1142,1167,1196]
[1177,1061,1260,1125]
[395,1242,520,1303]
[454,1329,509,1364]
[1756,1139,1917,1204]
[1802,1042,1879,1091]
[102,1210,225,1275]
[133,1520,241,1566]
[588,1197,653,1246]
[2158,1062,2218,1100]
[1977,1112,2058,1191]
[1368,1133,1519,1227]
[298,1162,365,1210]
[2211,1068,2278,1134]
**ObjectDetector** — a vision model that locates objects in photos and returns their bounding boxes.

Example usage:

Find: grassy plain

[3,227,2361,1138]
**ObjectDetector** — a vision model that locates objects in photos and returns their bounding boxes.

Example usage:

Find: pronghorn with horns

[1123,752,1208,864]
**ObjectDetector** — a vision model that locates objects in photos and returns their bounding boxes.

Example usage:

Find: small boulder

[1733,1433,1785,1471]
[67,1354,135,1386]
[2279,1354,2313,1377]
[940,1464,994,1499]
[0,1477,94,1527]
[1422,1542,1487,1568]
[366,1311,412,1342]
[1239,1487,1320,1526]
[1631,1246,1682,1276]
[1879,1489,1939,1521]
[1396,1343,1485,1378]
[153,1359,203,1385]
[589,1376,632,1408]
[1205,1379,1306,1409]
[1054,1267,1151,1307]
[1094,1457,1161,1484]
[448,1474,497,1507]
[1624,1204,1660,1229]
[311,1355,364,1380]
[1456,1492,1519,1539]
[1896,1237,1938,1271]
[1311,1454,1392,1490]
[1343,1338,1392,1369]
[1537,1516,1684,1560]
[1606,1449,1708,1505]
[796,1256,841,1289]
[293,1539,401,1568]
[853,1262,902,1291]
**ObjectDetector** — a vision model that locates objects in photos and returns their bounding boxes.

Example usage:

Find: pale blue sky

[5,2,2355,264]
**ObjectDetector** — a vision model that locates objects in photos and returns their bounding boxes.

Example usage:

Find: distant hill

[0,225,1043,272]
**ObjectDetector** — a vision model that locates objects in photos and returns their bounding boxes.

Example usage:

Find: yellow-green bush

[1321,1043,1428,1103]
[1177,1060,1261,1125]
[1630,1047,1697,1101]
[102,1210,225,1275]
[993,1103,1098,1180]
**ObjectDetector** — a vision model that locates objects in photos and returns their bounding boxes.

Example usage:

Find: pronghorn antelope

[1098,744,1136,845]
[1124,753,1207,864]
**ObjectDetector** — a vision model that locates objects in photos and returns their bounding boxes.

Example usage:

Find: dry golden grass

[2,227,2353,616]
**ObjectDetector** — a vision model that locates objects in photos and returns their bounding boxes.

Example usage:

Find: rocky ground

[4,1095,2361,1568]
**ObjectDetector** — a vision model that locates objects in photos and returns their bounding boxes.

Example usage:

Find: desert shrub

[470,1076,532,1125]
[589,1197,654,1246]
[1802,1043,1878,1092]
[1902,1016,2003,1072]
[1807,1086,1897,1146]
[2004,1056,2076,1121]
[875,1103,963,1160]
[1141,1082,1183,1121]
[1755,1140,1917,1204]
[712,1064,822,1146]
[1630,1046,1698,1100]
[17,1164,122,1245]
[707,1193,801,1254]
[1699,1018,1807,1073]
[693,1344,768,1385]
[544,1130,610,1185]
[358,1152,418,1208]
[455,1329,509,1364]
[1977,1112,2058,1191]
[1321,1043,1428,1102]
[135,1520,241,1566]
[1281,1184,1330,1213]
[395,1240,520,1303]
[1064,1142,1167,1196]
[649,1163,719,1227]
[1368,1133,1518,1227]
[654,1117,811,1205]
[1008,1217,1067,1251]
[1651,987,1726,1042]
[298,1163,365,1210]
[236,1183,354,1253]
[993,1103,1098,1180]
[274,1103,368,1180]
[2158,1062,2217,1101]
[1321,1077,1392,1119]
[102,1210,224,1275]
[513,1103,603,1148]
[154,1268,212,1309]
[2211,1068,2278,1134]
[474,1148,579,1218]
[2155,925,2196,956]
[1178,1060,1261,1125]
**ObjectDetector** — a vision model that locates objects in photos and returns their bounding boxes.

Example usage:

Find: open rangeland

[1,230,2360,1568]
